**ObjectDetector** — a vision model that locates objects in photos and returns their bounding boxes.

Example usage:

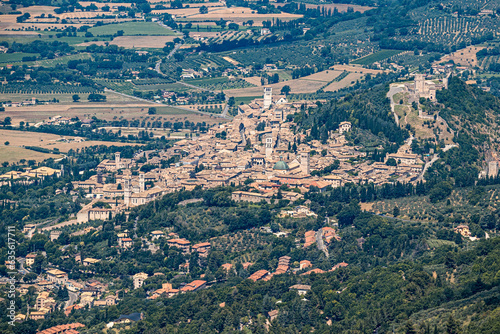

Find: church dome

[273,160,289,170]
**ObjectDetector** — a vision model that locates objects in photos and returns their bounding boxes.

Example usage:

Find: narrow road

[417,144,458,181]
[387,85,404,127]
[18,258,29,275]
[316,229,329,258]
[104,88,158,105]
[167,43,182,60]
[66,291,78,309]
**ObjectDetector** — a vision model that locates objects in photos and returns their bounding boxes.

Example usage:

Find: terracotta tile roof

[330,262,348,271]
[301,268,326,276]
[242,262,253,269]
[180,280,206,292]
[38,323,85,334]
[248,270,270,282]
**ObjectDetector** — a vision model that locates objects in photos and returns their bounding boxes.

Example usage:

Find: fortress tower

[301,152,310,175]
[415,74,426,96]
[115,152,121,170]
[124,178,130,206]
[265,133,273,160]
[97,170,103,184]
[139,172,145,192]
[263,86,272,110]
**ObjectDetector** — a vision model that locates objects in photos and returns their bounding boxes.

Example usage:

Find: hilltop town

[59,86,428,224]
[3,0,500,333]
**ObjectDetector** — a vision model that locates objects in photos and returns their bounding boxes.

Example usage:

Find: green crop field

[351,49,402,65]
[0,52,39,63]
[185,77,229,85]
[88,22,177,36]
[36,53,92,67]
[234,96,260,105]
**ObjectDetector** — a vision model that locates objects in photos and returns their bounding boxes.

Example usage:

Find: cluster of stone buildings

[304,227,341,248]
[405,73,449,101]
[69,87,425,223]
[0,166,62,180]
[12,262,118,322]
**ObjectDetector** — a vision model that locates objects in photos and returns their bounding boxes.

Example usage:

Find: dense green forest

[291,85,409,145]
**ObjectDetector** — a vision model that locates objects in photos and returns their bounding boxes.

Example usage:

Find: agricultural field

[224,67,374,96]
[225,78,323,97]
[78,2,133,9]
[0,90,157,124]
[0,129,141,163]
[88,22,177,36]
[100,126,194,139]
[35,53,92,67]
[0,145,62,164]
[96,80,195,96]
[0,52,39,64]
[324,72,364,92]
[184,76,255,90]
[351,49,402,65]
[2,91,224,126]
[437,45,485,67]
[78,35,177,48]
[275,2,374,13]
[160,6,302,26]
[0,84,98,95]
[405,8,500,49]
[243,77,263,86]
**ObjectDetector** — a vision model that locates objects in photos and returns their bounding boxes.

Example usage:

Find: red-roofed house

[330,262,348,271]
[248,270,270,282]
[167,239,191,253]
[192,242,211,257]
[38,322,85,334]
[300,260,312,270]
[180,280,207,293]
[301,268,326,276]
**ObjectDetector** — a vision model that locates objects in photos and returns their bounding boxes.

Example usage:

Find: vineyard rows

[479,55,500,69]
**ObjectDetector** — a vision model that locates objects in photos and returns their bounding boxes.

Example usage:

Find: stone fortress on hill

[69,86,423,223]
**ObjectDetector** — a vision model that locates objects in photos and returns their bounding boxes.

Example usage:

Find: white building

[133,272,148,289]
[338,121,352,134]
[263,87,272,110]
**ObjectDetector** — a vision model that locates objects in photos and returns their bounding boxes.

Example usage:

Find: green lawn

[88,22,177,36]
[351,49,402,65]
[0,52,39,63]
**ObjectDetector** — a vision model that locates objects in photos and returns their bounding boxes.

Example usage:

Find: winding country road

[417,144,458,181]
